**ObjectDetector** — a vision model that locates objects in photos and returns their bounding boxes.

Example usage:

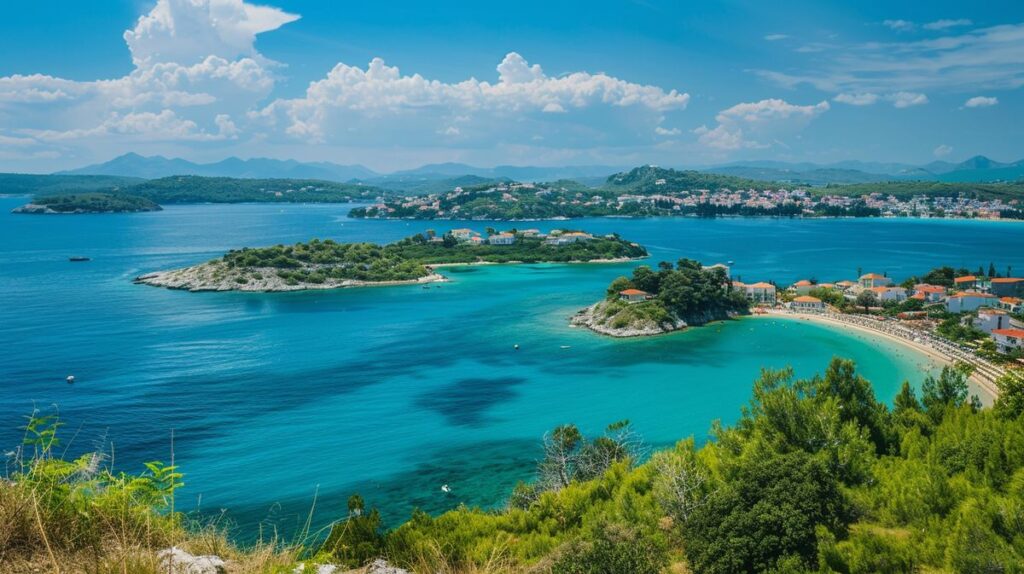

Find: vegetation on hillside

[17,192,162,213]
[602,165,773,193]
[0,173,144,195]
[820,180,1024,200]
[117,176,385,204]
[7,359,1023,573]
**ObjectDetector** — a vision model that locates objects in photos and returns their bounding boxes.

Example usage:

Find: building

[913,284,947,302]
[859,273,892,289]
[990,278,1024,298]
[450,228,474,240]
[953,275,978,290]
[703,263,731,278]
[835,280,857,292]
[946,291,999,313]
[791,295,825,311]
[469,236,484,245]
[792,280,815,295]
[734,281,777,305]
[991,329,1024,354]
[488,233,515,245]
[975,308,1012,334]
[870,286,908,303]
[999,297,1023,313]
[619,289,649,303]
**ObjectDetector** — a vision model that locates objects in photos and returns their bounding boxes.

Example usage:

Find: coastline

[757,312,1000,402]
[135,264,448,293]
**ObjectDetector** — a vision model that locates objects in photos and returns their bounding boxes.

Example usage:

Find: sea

[2,196,1022,540]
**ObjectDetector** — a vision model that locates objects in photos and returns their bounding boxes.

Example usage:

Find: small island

[12,192,162,214]
[136,228,648,292]
[572,259,749,337]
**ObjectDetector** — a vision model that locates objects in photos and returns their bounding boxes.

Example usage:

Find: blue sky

[1,0,1022,172]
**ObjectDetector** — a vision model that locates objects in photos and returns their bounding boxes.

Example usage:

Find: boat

[66,375,75,384]
[68,256,91,262]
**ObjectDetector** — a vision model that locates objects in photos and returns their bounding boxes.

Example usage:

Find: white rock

[367,559,411,574]
[158,547,226,574]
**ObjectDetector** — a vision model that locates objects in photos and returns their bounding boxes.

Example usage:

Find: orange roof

[619,289,648,296]
[859,273,886,280]
[979,308,1008,314]
[1000,296,1022,304]
[869,286,889,293]
[793,296,822,303]
[818,283,835,288]
[837,280,856,286]
[992,329,1024,338]
[910,293,926,300]
[748,282,775,289]
[732,281,746,287]
[915,285,946,293]
[991,277,1024,283]
[794,280,813,286]
[954,275,977,283]
[949,291,996,299]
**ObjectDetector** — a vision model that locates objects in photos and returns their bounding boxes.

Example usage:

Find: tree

[606,276,634,299]
[893,381,921,413]
[994,372,1024,419]
[855,290,878,313]
[921,365,969,417]
[988,262,997,278]
[550,523,666,574]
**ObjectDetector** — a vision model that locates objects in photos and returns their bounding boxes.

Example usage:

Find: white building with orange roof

[991,328,1024,354]
[488,233,516,245]
[859,273,892,289]
[870,286,908,303]
[913,284,947,302]
[999,297,1022,313]
[991,277,1024,298]
[975,308,1012,334]
[792,279,815,295]
[791,295,824,311]
[619,289,649,303]
[450,228,474,240]
[946,291,998,313]
[953,275,978,290]
[733,281,776,305]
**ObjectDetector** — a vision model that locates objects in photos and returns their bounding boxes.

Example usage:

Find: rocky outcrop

[158,547,227,574]
[570,302,686,338]
[135,261,447,293]
[366,559,412,574]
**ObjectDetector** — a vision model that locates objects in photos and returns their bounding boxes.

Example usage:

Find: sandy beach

[757,312,1000,403]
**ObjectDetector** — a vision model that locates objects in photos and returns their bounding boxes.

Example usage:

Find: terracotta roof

[619,289,648,296]
[949,291,997,299]
[836,280,856,286]
[954,275,977,283]
[1000,297,1022,304]
[992,329,1024,338]
[979,308,1008,314]
[793,296,822,303]
[859,273,886,280]
[910,293,926,300]
[748,282,775,289]
[915,285,946,293]
[991,277,1024,283]
[794,280,813,286]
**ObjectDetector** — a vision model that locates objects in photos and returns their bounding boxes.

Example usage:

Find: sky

[1,0,1022,173]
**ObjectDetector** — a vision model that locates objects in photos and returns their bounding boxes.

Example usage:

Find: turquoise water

[2,197,1023,539]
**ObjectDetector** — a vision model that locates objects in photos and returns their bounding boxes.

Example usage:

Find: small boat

[66,375,75,384]
[560,345,571,349]
[441,484,451,493]
[514,344,520,350]
[69,257,91,262]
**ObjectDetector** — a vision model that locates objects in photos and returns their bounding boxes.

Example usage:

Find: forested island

[572,259,749,337]
[135,229,647,292]
[11,192,162,214]
[8,359,1023,573]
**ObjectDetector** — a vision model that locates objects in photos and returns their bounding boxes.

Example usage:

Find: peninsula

[136,228,647,292]
[572,259,749,336]
[12,192,162,214]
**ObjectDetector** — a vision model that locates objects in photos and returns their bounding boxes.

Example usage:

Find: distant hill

[603,165,773,193]
[385,162,625,182]
[705,166,891,185]
[59,153,379,182]
[703,155,1024,185]
[0,173,145,195]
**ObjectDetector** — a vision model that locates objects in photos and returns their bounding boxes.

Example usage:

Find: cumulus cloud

[256,52,689,147]
[964,95,998,108]
[695,98,829,150]
[655,126,681,136]
[883,19,915,31]
[923,19,972,31]
[933,144,953,157]
[757,23,1024,93]
[833,92,879,106]
[886,92,929,108]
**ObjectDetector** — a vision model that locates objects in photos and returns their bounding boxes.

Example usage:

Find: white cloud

[833,92,879,106]
[933,144,953,157]
[883,20,915,32]
[696,98,829,150]
[257,52,689,147]
[124,0,299,66]
[655,126,681,136]
[758,23,1024,93]
[764,34,789,41]
[923,19,972,31]
[964,95,998,108]
[886,92,929,108]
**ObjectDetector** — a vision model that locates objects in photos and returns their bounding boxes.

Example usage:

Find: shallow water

[2,198,1021,539]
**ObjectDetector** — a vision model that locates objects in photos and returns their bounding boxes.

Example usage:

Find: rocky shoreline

[135,261,447,293]
[12,202,162,214]
[570,302,687,338]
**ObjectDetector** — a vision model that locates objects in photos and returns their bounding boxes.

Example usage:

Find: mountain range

[57,153,1024,187]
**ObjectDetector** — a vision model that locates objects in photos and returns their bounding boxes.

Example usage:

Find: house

[469,236,484,245]
[519,229,541,237]
[859,273,892,289]
[488,233,515,245]
[975,308,1011,334]
[835,280,857,292]
[619,289,649,303]
[734,281,777,305]
[991,329,1024,354]
[946,291,998,313]
[792,280,815,295]
[913,284,947,302]
[869,286,907,303]
[999,297,1023,313]
[450,228,474,240]
[791,295,825,311]
[990,278,1024,298]
[953,275,978,290]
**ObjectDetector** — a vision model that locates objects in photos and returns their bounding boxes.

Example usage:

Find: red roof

[619,289,648,296]
[1001,297,1022,304]
[992,329,1024,339]
[954,275,977,283]
[793,296,822,303]
[991,277,1024,283]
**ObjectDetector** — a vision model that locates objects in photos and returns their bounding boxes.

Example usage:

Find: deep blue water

[2,197,1022,540]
